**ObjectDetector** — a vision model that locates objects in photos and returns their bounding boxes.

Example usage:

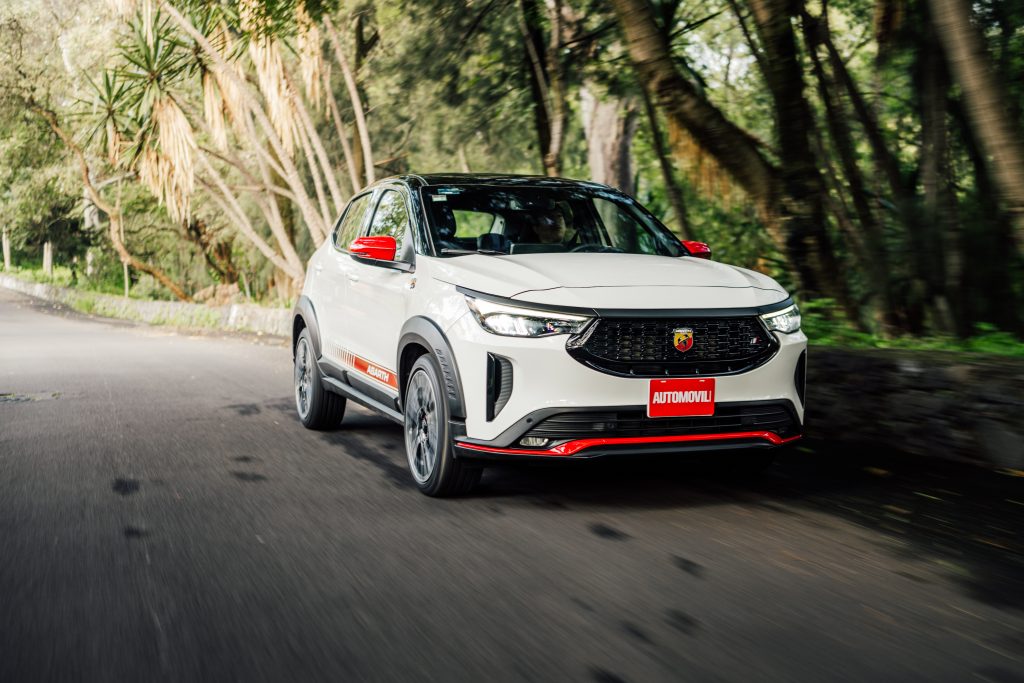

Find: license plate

[647,378,716,418]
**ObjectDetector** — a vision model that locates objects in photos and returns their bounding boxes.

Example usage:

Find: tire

[294,328,346,430]
[403,354,482,497]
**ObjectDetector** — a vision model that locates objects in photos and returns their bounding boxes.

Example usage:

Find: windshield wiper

[439,248,505,256]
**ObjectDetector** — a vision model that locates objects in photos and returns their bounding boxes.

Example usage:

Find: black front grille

[567,316,777,377]
[524,402,799,442]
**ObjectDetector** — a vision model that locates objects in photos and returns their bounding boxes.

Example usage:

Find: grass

[801,299,1024,358]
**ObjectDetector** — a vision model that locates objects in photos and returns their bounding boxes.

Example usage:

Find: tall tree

[580,84,639,193]
[519,0,569,176]
[610,0,853,314]
[930,0,1024,247]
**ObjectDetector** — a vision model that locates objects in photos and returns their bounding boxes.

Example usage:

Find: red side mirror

[350,235,397,261]
[681,240,712,259]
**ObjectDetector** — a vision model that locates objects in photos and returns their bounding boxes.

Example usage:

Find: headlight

[760,303,801,334]
[465,296,590,337]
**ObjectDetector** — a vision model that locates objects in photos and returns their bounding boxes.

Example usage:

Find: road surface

[1,287,1022,682]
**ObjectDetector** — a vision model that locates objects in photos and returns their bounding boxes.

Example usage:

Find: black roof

[386,173,614,191]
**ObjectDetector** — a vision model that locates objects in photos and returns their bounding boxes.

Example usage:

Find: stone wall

[806,348,1024,470]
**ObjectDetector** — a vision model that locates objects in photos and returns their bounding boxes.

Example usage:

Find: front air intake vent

[486,353,513,421]
[794,351,807,406]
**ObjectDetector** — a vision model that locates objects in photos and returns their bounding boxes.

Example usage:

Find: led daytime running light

[465,296,591,337]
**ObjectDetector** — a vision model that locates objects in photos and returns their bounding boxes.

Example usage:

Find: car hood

[430,253,789,311]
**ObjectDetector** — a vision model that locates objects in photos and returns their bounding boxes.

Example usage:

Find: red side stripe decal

[351,355,398,389]
[336,345,398,389]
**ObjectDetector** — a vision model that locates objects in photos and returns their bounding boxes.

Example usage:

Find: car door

[341,187,415,396]
[317,191,373,370]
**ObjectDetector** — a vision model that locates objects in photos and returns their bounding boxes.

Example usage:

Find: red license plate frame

[647,378,716,418]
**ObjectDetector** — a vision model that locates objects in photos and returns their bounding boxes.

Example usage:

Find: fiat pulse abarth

[292,174,806,496]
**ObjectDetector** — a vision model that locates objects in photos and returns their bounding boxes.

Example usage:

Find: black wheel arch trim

[455,285,795,319]
[293,295,322,359]
[398,317,467,419]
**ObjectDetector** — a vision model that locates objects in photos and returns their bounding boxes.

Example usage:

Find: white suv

[293,175,806,496]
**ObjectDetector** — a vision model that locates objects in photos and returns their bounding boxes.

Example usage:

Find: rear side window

[367,190,409,252]
[334,193,371,250]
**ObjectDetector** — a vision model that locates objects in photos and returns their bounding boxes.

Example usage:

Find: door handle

[346,272,360,282]
[314,264,323,272]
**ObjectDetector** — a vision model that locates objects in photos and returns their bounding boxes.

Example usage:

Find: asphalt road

[1,287,1023,683]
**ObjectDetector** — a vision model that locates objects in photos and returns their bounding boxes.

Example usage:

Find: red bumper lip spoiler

[454,431,802,457]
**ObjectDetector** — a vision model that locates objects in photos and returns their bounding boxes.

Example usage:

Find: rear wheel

[294,328,346,430]
[404,355,481,497]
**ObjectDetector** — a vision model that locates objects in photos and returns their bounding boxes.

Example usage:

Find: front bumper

[452,399,801,459]
[455,430,801,460]
[445,311,808,455]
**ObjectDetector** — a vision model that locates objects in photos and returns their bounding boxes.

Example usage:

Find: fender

[398,317,466,419]
[292,295,322,360]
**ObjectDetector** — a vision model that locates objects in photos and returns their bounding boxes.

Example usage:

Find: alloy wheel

[404,369,438,484]
[294,338,313,420]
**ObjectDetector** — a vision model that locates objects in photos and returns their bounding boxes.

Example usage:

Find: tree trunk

[822,34,911,211]
[42,241,53,276]
[323,67,361,195]
[458,145,471,173]
[611,0,775,205]
[803,9,900,332]
[293,101,334,230]
[519,0,568,176]
[324,16,376,187]
[2,228,11,271]
[916,21,958,334]
[185,218,238,284]
[580,83,639,194]
[746,0,853,316]
[640,85,692,239]
[930,0,1024,246]
[949,97,1022,334]
[288,68,344,215]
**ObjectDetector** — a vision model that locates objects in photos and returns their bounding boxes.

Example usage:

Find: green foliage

[0,0,1022,345]
[803,299,1024,356]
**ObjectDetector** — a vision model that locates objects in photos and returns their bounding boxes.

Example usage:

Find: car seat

[432,203,461,251]
[477,233,510,253]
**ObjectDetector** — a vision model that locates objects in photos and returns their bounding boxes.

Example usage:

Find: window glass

[591,197,661,255]
[452,210,495,238]
[367,190,409,252]
[334,193,371,250]
[420,186,683,257]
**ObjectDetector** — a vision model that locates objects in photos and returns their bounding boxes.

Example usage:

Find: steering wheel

[570,244,625,253]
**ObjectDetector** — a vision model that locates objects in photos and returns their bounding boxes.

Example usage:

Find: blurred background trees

[0,0,1021,338]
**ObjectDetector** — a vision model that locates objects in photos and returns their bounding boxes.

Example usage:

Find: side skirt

[321,376,403,425]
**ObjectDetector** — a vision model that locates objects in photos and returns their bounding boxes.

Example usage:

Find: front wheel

[404,355,481,497]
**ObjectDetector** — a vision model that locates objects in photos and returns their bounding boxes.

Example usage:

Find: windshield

[421,185,686,257]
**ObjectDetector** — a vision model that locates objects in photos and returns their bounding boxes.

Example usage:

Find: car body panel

[509,285,789,311]
[430,252,785,299]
